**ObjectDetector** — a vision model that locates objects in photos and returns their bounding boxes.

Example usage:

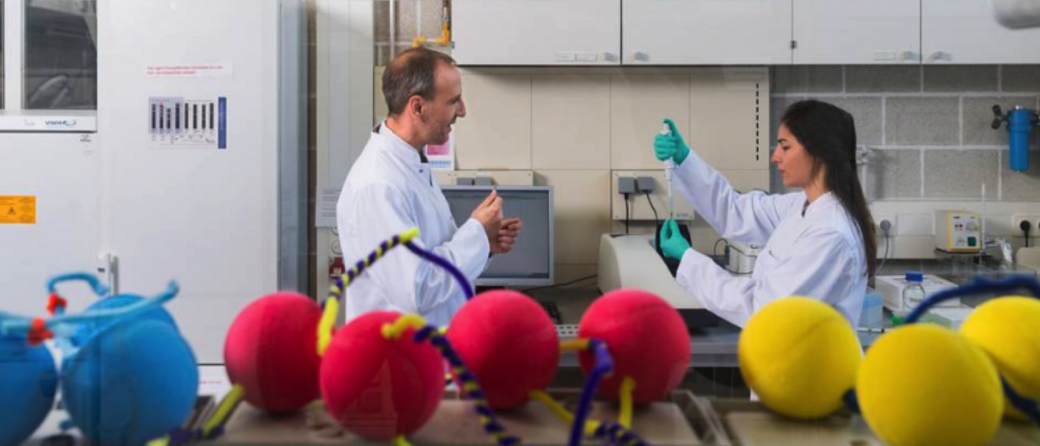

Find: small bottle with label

[902,271,926,313]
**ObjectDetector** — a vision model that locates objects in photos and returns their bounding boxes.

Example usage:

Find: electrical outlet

[618,177,636,194]
[636,176,656,193]
[875,214,896,237]
[1012,214,1040,234]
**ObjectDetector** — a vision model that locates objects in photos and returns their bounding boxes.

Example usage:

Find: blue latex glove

[653,118,690,165]
[659,219,691,260]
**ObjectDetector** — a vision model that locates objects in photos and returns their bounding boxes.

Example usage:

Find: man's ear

[407,95,424,117]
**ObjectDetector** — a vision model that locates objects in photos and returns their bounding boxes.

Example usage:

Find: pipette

[660,122,675,220]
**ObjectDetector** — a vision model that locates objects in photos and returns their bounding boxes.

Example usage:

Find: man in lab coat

[337,48,521,327]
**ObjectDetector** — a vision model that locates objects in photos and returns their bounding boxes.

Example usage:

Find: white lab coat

[672,150,867,328]
[337,123,490,328]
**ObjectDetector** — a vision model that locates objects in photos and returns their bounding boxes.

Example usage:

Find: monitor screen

[440,186,554,286]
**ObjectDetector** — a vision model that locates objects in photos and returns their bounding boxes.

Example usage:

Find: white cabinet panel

[794,0,920,64]
[452,0,621,66]
[622,0,792,65]
[0,134,101,316]
[923,0,1040,64]
[99,0,281,364]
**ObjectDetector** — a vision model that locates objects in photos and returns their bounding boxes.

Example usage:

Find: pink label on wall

[426,141,451,156]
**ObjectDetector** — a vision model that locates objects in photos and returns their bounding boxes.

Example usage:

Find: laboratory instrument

[598,234,717,328]
[875,273,959,313]
[934,210,983,253]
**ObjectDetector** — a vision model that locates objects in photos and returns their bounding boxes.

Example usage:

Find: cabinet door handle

[927,51,951,62]
[632,51,650,62]
[899,50,919,62]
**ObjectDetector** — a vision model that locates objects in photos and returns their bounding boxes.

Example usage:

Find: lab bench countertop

[526,287,890,369]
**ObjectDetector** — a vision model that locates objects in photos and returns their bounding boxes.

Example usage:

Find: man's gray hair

[382,47,456,116]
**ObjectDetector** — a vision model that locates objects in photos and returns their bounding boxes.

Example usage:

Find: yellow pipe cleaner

[619,377,636,429]
[318,228,420,355]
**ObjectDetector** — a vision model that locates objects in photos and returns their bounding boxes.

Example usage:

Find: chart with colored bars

[0,196,36,224]
[149,97,228,149]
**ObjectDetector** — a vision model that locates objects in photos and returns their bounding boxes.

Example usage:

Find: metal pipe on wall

[389,0,396,59]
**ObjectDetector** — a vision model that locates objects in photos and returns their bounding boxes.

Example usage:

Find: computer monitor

[440,186,554,286]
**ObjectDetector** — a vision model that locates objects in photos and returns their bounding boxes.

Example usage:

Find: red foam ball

[320,311,444,440]
[447,290,559,408]
[578,289,690,404]
[224,292,323,413]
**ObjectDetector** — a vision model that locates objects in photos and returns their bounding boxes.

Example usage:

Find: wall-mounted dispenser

[992,105,1038,172]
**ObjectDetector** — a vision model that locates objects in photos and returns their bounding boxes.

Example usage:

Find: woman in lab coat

[656,100,876,328]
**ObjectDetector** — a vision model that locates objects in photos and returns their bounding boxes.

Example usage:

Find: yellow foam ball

[738,296,861,419]
[858,324,1002,446]
[961,296,1040,421]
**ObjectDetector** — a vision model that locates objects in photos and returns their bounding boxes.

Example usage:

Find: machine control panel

[935,210,982,253]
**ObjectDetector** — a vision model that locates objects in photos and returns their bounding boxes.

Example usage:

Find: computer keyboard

[537,300,563,325]
[537,300,579,339]
[556,324,579,339]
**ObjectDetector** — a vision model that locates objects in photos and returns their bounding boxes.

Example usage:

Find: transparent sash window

[24,0,97,110]
[1,0,5,109]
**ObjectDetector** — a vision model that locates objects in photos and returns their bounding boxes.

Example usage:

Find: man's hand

[491,218,522,254]
[471,190,503,247]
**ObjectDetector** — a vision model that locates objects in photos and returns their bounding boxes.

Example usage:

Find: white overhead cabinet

[622,0,792,65]
[792,0,919,64]
[452,0,1040,66]
[451,0,621,65]
[922,0,1040,64]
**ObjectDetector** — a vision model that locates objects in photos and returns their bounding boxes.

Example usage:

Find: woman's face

[772,124,817,189]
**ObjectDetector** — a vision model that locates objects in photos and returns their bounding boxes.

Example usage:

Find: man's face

[420,63,466,146]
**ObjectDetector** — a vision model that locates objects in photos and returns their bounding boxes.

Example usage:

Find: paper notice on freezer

[146,64,233,78]
[317,188,341,228]
[149,97,228,150]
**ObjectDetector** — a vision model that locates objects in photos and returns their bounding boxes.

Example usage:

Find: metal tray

[212,389,724,445]
[700,399,1040,446]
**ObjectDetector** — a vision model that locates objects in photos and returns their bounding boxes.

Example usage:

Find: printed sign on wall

[149,97,228,149]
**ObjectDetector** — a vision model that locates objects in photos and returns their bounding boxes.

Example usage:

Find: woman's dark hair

[780,100,877,277]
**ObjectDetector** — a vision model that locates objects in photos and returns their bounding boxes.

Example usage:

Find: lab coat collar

[803,192,837,217]
[376,121,429,166]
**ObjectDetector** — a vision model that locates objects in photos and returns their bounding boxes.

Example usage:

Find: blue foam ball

[0,335,58,446]
[71,295,178,348]
[62,318,198,446]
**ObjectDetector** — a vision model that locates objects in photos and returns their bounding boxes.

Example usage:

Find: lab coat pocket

[760,247,793,269]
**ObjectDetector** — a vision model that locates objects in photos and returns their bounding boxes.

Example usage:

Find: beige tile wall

[455,73,533,169]
[610,74,691,170]
[374,67,770,285]
[531,75,613,170]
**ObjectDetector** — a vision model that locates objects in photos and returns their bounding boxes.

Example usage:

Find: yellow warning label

[0,196,36,224]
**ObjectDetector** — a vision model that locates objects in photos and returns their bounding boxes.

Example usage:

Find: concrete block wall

[772,65,1040,259]
[771,65,1040,202]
